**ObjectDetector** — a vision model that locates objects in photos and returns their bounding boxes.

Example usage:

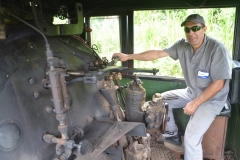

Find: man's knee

[184,108,216,146]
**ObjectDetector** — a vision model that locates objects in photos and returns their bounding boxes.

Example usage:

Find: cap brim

[181,20,204,27]
[181,21,188,27]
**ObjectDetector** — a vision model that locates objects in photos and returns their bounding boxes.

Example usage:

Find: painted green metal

[31,1,84,36]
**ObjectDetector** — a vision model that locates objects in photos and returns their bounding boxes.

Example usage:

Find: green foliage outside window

[90,16,120,61]
[134,8,236,77]
[90,8,236,77]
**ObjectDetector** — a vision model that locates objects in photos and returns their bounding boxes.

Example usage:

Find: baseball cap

[181,14,205,27]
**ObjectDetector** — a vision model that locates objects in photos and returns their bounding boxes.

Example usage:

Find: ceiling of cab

[0,0,239,18]
[75,0,240,16]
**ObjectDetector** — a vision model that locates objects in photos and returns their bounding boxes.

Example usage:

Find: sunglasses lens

[192,26,201,32]
[184,28,190,33]
[184,26,202,33]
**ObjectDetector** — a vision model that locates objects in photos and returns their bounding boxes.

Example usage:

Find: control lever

[108,56,119,66]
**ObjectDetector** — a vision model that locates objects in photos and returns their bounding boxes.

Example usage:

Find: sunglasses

[184,26,203,33]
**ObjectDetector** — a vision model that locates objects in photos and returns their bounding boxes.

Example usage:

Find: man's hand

[183,79,225,116]
[112,53,129,62]
[183,100,199,116]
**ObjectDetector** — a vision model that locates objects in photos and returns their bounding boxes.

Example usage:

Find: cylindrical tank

[125,75,146,122]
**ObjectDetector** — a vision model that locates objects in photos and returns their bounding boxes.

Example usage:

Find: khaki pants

[162,88,216,160]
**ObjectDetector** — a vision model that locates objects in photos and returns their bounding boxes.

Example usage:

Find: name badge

[198,70,209,79]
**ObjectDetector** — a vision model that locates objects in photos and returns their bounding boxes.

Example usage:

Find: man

[112,14,232,160]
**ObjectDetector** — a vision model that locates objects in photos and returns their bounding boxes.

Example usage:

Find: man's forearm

[127,50,169,61]
[193,79,225,106]
[184,79,225,115]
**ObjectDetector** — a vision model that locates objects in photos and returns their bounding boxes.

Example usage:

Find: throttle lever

[108,56,119,66]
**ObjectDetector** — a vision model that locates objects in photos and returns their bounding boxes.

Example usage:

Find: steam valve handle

[109,56,119,66]
[74,139,89,155]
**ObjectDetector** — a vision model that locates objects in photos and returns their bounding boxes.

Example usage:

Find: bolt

[30,43,34,49]
[60,59,65,65]
[45,106,53,113]
[33,92,40,98]
[29,78,36,85]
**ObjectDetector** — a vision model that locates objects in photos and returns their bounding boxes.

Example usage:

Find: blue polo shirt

[164,35,232,113]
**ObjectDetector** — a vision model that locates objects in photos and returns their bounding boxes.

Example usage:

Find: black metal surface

[233,6,240,61]
[78,0,240,16]
[110,68,159,75]
[0,23,153,160]
[0,25,112,160]
[75,121,146,160]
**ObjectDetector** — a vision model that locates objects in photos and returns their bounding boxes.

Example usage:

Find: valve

[74,139,89,155]
[43,134,89,157]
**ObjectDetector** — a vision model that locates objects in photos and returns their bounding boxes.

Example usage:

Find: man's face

[184,21,207,49]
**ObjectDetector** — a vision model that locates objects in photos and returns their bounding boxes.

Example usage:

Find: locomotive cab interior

[0,0,240,160]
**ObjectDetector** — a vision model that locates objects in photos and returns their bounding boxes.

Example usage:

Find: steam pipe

[6,12,51,51]
[4,9,73,159]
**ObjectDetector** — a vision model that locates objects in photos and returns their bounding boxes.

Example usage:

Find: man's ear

[203,26,207,33]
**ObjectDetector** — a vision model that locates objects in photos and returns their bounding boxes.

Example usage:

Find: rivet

[33,92,40,98]
[29,78,36,85]
[45,106,53,113]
